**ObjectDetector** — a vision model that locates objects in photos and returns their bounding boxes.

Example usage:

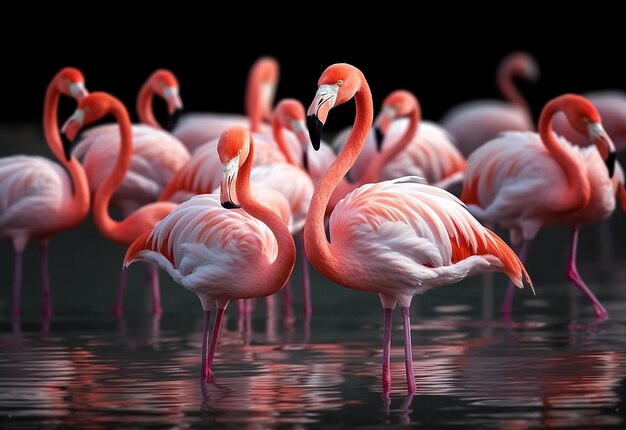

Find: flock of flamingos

[2,52,625,395]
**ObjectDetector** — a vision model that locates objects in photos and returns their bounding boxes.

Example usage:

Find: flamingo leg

[12,249,24,318]
[206,307,226,379]
[382,308,393,394]
[113,267,129,316]
[401,307,416,394]
[566,227,608,320]
[148,264,162,316]
[201,309,211,380]
[500,239,531,316]
[298,234,312,315]
[283,279,293,314]
[39,241,52,317]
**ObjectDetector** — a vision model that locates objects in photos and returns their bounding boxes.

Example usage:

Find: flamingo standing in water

[172,56,279,152]
[440,51,538,157]
[304,63,533,394]
[71,70,190,315]
[63,92,180,316]
[0,67,90,318]
[460,94,617,320]
[124,125,296,380]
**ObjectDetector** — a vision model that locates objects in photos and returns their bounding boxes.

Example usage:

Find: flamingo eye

[237,149,242,156]
[337,80,343,87]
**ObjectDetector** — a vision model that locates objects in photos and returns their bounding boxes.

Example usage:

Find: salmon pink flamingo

[440,51,538,157]
[172,56,279,152]
[0,67,89,318]
[63,92,180,316]
[304,63,533,395]
[71,70,190,315]
[124,125,296,380]
[461,94,617,320]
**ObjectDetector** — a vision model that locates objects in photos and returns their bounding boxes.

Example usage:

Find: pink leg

[39,242,52,317]
[567,227,608,320]
[401,307,416,394]
[113,268,129,317]
[12,250,24,318]
[148,264,162,316]
[237,300,245,317]
[206,307,226,379]
[500,239,531,316]
[382,308,392,394]
[298,234,312,315]
[283,280,293,314]
[201,309,211,380]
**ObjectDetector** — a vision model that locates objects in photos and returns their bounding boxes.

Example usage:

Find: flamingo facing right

[304,63,533,395]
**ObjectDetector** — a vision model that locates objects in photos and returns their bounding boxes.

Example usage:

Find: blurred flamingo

[172,56,279,152]
[0,67,89,317]
[71,70,190,315]
[461,94,617,320]
[63,92,180,316]
[124,126,296,380]
[440,51,538,157]
[304,63,533,395]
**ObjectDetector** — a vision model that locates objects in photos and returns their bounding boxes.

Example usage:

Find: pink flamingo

[333,90,466,188]
[124,125,296,380]
[63,92,180,316]
[0,67,90,318]
[440,51,538,157]
[71,70,190,315]
[461,94,617,320]
[304,63,533,394]
[172,56,279,152]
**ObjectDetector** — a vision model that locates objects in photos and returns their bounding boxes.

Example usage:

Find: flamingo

[172,56,279,152]
[71,70,190,315]
[460,94,617,320]
[62,92,180,316]
[304,63,533,395]
[0,67,90,318]
[332,90,466,189]
[123,125,296,380]
[440,51,538,157]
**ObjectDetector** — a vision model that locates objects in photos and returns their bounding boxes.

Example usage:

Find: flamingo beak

[588,122,616,177]
[374,106,395,152]
[307,84,338,151]
[302,151,309,172]
[164,87,183,131]
[220,154,241,209]
[61,108,85,161]
[69,82,88,102]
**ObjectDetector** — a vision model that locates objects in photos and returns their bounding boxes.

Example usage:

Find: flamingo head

[147,69,183,129]
[500,51,540,82]
[55,67,88,101]
[61,92,118,160]
[373,90,420,152]
[248,56,280,122]
[273,99,310,169]
[306,63,362,150]
[560,94,616,177]
[218,126,251,209]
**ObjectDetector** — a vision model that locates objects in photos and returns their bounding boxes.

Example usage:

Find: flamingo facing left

[1,67,90,318]
[304,63,533,395]
[124,125,296,380]
[62,92,179,316]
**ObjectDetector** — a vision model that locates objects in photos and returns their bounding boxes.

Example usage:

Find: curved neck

[359,108,420,184]
[136,82,161,129]
[304,76,373,285]
[497,66,531,120]
[538,105,590,210]
[43,83,90,226]
[238,140,296,290]
[246,75,264,133]
[93,100,134,238]
[271,118,297,165]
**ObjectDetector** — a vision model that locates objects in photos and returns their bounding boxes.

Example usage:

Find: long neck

[304,79,373,285]
[497,66,531,121]
[238,141,296,291]
[43,84,90,227]
[272,118,297,165]
[136,83,161,128]
[358,108,420,185]
[246,75,264,133]
[93,101,134,238]
[538,105,590,210]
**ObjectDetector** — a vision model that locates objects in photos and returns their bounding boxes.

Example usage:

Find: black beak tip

[61,132,74,161]
[375,128,385,152]
[306,114,322,151]
[302,151,309,172]
[606,151,616,178]
[221,201,241,209]
[167,108,183,132]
